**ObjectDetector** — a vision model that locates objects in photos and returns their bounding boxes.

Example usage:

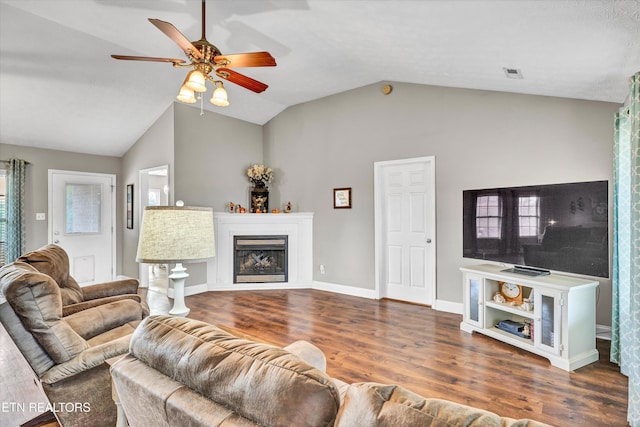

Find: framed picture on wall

[333,187,352,209]
[126,184,134,229]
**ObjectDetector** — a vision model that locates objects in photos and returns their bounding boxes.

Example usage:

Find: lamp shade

[136,206,215,263]
[176,85,197,103]
[210,84,229,107]
[185,70,207,93]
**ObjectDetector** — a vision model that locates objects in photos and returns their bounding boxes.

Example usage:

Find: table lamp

[136,205,215,316]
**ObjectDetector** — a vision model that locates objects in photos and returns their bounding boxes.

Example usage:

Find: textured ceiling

[1,0,639,157]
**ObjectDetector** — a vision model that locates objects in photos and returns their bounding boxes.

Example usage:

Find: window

[0,169,6,266]
[476,195,502,239]
[65,183,101,234]
[518,196,540,237]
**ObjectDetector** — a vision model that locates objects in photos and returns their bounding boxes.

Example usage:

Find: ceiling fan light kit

[176,85,197,104]
[211,83,229,107]
[111,0,275,110]
[185,70,207,93]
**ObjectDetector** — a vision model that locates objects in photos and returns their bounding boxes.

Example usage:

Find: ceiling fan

[111,0,276,107]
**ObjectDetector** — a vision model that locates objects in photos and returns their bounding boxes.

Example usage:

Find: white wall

[263,82,618,325]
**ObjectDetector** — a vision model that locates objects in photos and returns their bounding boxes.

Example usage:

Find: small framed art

[126,184,134,229]
[333,187,352,209]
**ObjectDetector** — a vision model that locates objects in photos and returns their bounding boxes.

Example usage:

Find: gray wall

[121,105,175,278]
[173,103,263,209]
[0,143,123,267]
[134,103,263,286]
[115,102,263,285]
[5,81,619,326]
[263,82,618,325]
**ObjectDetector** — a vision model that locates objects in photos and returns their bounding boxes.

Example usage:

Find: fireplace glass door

[234,236,288,283]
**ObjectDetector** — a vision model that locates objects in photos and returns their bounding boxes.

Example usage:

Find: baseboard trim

[167,283,208,298]
[433,299,463,315]
[191,279,461,314]
[312,281,377,299]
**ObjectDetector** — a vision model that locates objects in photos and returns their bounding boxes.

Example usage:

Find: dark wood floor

[177,288,628,427]
[0,288,629,427]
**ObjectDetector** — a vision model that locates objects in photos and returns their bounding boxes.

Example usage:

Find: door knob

[426,238,432,243]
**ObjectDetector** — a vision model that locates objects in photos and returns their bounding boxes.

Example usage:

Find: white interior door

[49,170,115,284]
[375,157,436,305]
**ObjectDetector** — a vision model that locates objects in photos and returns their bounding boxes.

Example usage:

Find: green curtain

[612,71,640,426]
[6,159,26,262]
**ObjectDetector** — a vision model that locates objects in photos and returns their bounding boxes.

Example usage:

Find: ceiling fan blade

[216,68,268,93]
[149,18,203,59]
[111,55,186,65]
[214,52,276,68]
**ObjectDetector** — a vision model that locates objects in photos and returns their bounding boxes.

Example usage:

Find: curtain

[5,159,26,262]
[612,71,640,426]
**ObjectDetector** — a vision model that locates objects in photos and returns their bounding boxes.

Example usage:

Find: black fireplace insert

[234,235,288,283]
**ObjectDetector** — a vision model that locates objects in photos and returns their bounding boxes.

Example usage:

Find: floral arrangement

[247,164,273,187]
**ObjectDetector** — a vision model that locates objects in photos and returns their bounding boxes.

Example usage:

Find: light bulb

[185,70,206,93]
[176,85,196,103]
[210,84,229,107]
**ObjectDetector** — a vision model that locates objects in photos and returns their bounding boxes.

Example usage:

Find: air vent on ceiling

[503,67,523,79]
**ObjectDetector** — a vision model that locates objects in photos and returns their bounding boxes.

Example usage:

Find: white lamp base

[168,263,190,317]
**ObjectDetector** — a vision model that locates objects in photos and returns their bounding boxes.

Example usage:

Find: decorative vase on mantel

[250,183,269,213]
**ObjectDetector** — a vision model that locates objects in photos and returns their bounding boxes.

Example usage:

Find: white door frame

[138,165,170,287]
[47,169,116,280]
[374,156,436,304]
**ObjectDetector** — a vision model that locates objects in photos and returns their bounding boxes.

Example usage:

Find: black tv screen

[463,180,609,278]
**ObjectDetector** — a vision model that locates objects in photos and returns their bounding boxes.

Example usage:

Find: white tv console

[460,264,599,371]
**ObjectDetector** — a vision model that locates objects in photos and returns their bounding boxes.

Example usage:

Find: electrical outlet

[319,264,325,274]
[36,213,46,221]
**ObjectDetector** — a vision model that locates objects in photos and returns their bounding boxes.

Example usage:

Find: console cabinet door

[535,289,562,355]
[464,274,484,328]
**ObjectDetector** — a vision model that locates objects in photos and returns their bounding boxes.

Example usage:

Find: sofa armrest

[40,335,131,384]
[81,278,139,301]
[65,299,145,340]
[62,294,142,316]
[284,340,327,372]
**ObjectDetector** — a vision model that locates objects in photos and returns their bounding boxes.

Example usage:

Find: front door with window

[49,170,115,284]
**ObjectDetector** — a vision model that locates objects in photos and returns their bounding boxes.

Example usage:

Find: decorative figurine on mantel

[247,164,273,213]
[284,202,292,213]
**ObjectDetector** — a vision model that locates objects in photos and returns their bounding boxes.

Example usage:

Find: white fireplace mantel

[208,212,314,290]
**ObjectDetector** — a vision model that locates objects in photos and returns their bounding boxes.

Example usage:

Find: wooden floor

[1,288,629,427]
[179,289,628,427]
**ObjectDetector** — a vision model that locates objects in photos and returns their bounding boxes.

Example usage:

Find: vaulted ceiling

[1,0,639,157]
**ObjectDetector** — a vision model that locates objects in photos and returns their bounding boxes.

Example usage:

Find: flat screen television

[463,180,609,278]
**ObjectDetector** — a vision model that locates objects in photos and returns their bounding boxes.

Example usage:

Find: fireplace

[234,235,288,283]
[211,213,313,289]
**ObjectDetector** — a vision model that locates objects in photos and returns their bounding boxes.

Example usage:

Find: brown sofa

[111,315,552,427]
[0,260,148,427]
[18,244,148,316]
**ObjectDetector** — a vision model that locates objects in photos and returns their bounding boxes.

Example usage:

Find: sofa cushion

[129,315,340,427]
[0,301,56,376]
[18,244,84,305]
[64,299,145,340]
[0,262,88,363]
[335,382,551,427]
